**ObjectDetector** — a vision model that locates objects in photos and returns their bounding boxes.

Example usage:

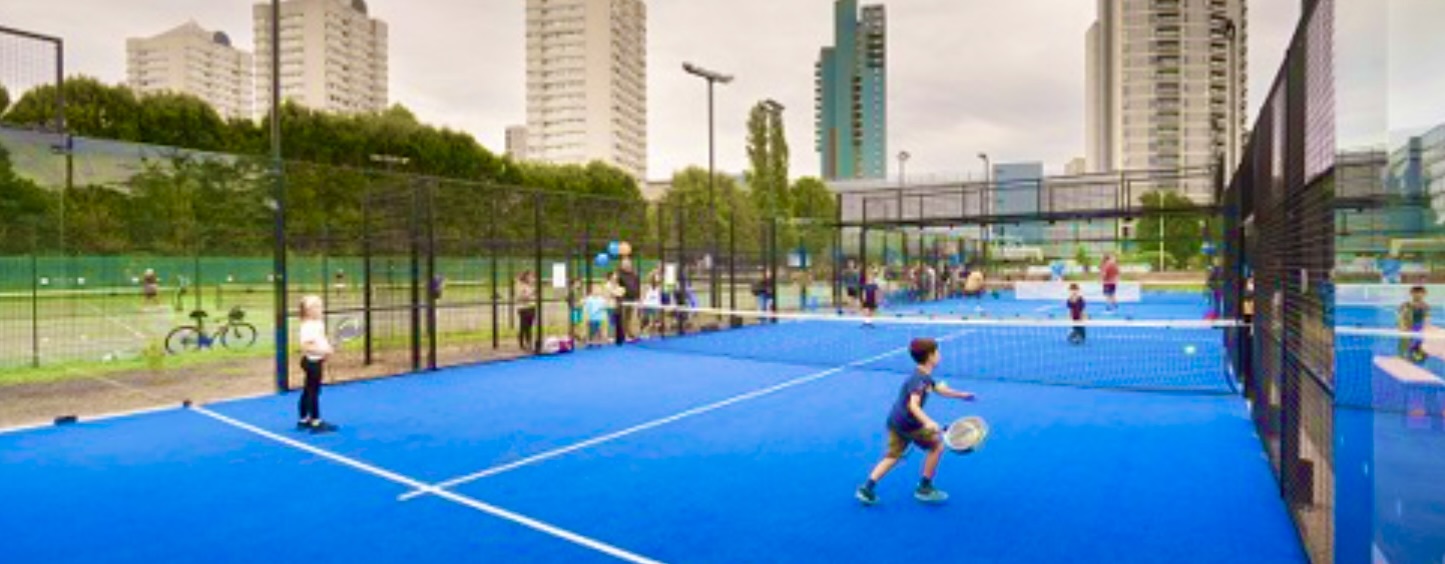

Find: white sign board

[551,263,568,289]
[1013,281,1144,303]
[664,263,678,286]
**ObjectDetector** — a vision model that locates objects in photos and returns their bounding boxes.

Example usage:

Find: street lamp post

[761,99,785,313]
[978,152,991,262]
[898,151,910,187]
[683,62,733,309]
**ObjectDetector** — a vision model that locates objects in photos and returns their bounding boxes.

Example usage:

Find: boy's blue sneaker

[914,485,949,504]
[856,486,878,506]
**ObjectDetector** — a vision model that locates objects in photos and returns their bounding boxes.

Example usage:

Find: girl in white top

[641,280,662,337]
[297,295,337,433]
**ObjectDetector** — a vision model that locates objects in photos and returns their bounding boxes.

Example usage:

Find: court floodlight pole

[683,62,732,310]
[270,0,289,393]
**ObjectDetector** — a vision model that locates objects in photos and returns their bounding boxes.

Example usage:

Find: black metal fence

[1223,1,1337,561]
[0,124,846,424]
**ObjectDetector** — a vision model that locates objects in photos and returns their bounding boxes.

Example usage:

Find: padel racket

[943,416,989,454]
[334,317,364,345]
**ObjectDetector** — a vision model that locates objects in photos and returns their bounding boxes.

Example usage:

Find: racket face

[945,416,988,452]
[336,318,364,342]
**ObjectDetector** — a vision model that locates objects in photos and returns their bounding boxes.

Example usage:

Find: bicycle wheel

[166,326,203,354]
[221,323,258,350]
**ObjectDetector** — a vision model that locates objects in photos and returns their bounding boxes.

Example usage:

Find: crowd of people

[840,260,991,307]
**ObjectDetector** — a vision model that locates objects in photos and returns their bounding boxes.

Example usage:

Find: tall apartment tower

[253,0,389,116]
[1086,0,1248,178]
[127,22,254,120]
[525,0,648,181]
[506,125,530,161]
[815,1,887,181]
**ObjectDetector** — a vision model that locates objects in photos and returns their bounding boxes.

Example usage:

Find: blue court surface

[1334,303,1445,564]
[0,301,1306,564]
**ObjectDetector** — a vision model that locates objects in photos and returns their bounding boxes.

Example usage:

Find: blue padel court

[0,296,1310,564]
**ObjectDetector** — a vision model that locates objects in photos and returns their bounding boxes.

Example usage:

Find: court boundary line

[190,405,663,564]
[399,331,971,502]
[0,401,186,436]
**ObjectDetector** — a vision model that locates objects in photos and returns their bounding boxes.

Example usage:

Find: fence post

[532,192,544,353]
[834,194,843,308]
[728,208,736,313]
[409,181,422,372]
[656,203,667,338]
[30,236,39,368]
[770,217,779,315]
[363,191,374,365]
[426,181,438,371]
[488,194,499,351]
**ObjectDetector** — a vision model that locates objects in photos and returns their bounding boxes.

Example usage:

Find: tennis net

[632,305,1244,394]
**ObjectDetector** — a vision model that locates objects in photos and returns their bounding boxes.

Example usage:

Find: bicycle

[165,306,258,354]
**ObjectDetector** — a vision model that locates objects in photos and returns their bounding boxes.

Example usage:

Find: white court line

[399,330,972,502]
[0,403,185,436]
[82,302,148,341]
[191,406,662,564]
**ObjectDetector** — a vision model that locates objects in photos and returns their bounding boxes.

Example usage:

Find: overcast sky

[3,0,1306,181]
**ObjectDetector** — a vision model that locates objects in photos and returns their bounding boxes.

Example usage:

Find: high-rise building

[815,1,887,181]
[525,0,648,181]
[506,125,530,161]
[253,0,389,116]
[127,22,254,120]
[1065,157,1089,176]
[1086,0,1248,181]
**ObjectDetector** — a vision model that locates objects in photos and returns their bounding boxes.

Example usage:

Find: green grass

[0,345,273,387]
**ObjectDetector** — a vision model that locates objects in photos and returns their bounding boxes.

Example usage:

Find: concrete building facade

[815,0,887,181]
[253,0,389,116]
[127,22,254,120]
[525,0,648,181]
[1086,0,1248,180]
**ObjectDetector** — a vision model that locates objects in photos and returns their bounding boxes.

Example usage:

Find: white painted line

[191,406,661,564]
[400,330,972,501]
[0,403,183,436]
[1371,542,1390,564]
[83,302,148,340]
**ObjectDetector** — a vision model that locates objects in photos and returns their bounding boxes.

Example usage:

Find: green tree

[1134,190,1210,269]
[662,167,758,251]
[5,76,142,139]
[0,144,53,252]
[790,177,835,219]
[0,84,11,117]
[745,102,790,220]
[135,92,229,152]
[1074,245,1091,272]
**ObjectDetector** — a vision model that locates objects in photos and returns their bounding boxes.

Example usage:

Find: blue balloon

[607,241,621,256]
[595,253,611,267]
